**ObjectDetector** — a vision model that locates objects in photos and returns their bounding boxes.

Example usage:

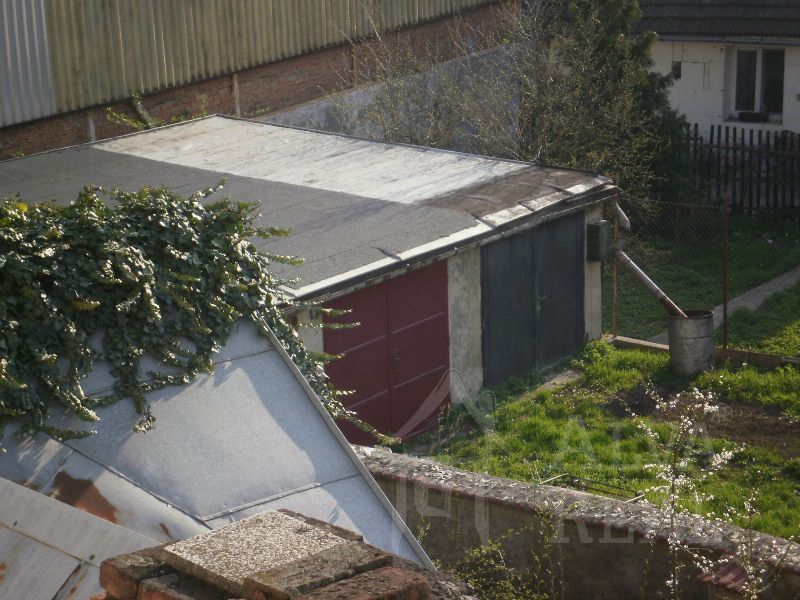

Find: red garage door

[324,261,450,444]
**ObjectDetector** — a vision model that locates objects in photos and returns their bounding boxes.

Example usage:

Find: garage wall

[447,248,483,406]
[294,308,324,354]
[584,205,604,342]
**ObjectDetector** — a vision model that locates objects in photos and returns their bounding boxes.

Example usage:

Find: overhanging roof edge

[287,184,621,304]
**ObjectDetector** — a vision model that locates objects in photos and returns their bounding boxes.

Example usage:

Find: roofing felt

[0,116,615,298]
[637,0,800,40]
[0,322,430,598]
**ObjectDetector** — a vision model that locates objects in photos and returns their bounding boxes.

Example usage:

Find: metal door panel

[481,231,536,386]
[391,367,450,438]
[534,213,585,367]
[324,262,450,441]
[389,312,449,385]
[324,283,388,354]
[325,337,391,408]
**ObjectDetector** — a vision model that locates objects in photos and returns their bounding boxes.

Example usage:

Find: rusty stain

[159,522,174,540]
[0,562,6,583]
[51,471,119,524]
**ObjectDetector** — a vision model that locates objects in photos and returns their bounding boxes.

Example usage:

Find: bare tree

[328,0,688,206]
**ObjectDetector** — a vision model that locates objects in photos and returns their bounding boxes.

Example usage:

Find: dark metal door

[534,212,585,368]
[481,230,536,387]
[324,261,450,443]
[481,212,585,386]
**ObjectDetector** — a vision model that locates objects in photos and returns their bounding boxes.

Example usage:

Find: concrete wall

[650,40,800,134]
[294,308,324,355]
[357,447,800,600]
[447,248,484,407]
[584,205,604,342]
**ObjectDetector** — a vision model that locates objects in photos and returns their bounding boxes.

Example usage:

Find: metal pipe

[613,201,631,232]
[615,249,688,318]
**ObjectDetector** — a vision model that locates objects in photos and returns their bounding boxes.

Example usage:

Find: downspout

[613,201,687,319]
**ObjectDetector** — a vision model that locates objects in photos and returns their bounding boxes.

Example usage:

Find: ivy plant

[0,184,364,452]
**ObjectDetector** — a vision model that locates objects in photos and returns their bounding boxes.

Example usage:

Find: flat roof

[0,115,618,298]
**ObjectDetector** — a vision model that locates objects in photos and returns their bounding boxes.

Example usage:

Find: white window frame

[728,46,785,123]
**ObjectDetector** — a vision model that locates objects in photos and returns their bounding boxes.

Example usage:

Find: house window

[732,48,785,118]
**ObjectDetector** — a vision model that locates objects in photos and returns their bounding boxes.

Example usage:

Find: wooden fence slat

[684,123,800,215]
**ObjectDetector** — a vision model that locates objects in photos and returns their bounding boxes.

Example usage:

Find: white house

[639,0,800,135]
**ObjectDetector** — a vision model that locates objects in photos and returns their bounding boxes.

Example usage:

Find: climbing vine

[0,184,361,451]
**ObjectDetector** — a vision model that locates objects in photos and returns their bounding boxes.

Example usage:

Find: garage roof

[0,116,618,300]
[0,322,431,598]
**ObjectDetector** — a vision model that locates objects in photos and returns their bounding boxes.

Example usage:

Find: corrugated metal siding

[0,0,56,126]
[0,0,495,126]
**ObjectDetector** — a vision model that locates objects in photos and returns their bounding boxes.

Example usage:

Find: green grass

[697,365,800,416]
[604,214,800,339]
[432,342,800,540]
[718,282,800,357]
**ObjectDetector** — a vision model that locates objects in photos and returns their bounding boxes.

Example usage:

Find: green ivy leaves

[0,184,355,452]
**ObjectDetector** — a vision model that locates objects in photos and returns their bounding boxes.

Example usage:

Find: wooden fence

[686,123,800,214]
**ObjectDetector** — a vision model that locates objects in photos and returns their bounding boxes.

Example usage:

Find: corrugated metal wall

[0,0,56,126]
[0,0,494,127]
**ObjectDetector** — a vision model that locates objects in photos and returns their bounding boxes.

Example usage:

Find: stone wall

[356,447,800,600]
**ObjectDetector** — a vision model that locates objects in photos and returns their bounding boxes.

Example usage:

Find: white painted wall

[650,40,800,135]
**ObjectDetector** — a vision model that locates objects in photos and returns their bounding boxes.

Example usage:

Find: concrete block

[243,540,393,598]
[276,509,363,542]
[160,511,344,595]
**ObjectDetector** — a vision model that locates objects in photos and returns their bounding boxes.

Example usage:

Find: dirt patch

[604,386,658,418]
[705,402,800,459]
[606,386,800,459]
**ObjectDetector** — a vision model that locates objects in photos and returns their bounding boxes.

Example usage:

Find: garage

[324,262,450,444]
[481,211,586,386]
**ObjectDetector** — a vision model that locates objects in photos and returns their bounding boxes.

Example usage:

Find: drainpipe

[613,201,687,319]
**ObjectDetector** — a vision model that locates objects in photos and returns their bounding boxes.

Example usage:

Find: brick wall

[0,3,503,160]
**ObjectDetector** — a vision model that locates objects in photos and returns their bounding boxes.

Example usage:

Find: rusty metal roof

[0,478,154,599]
[0,323,431,598]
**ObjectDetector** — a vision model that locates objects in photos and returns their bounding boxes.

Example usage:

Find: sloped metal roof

[0,116,618,300]
[0,477,155,599]
[0,323,431,599]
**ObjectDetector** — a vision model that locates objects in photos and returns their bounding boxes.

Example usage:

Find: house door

[481,212,585,386]
[324,261,450,444]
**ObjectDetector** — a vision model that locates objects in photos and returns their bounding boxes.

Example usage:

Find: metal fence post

[612,217,619,338]
[722,192,730,349]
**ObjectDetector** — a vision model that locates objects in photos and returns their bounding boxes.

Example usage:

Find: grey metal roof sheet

[0,116,615,297]
[0,322,431,594]
[0,478,155,599]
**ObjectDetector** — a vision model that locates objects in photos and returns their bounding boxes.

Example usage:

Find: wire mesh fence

[604,197,800,357]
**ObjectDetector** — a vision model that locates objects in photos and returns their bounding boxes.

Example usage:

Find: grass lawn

[429,342,800,540]
[604,214,800,339]
[717,281,800,357]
